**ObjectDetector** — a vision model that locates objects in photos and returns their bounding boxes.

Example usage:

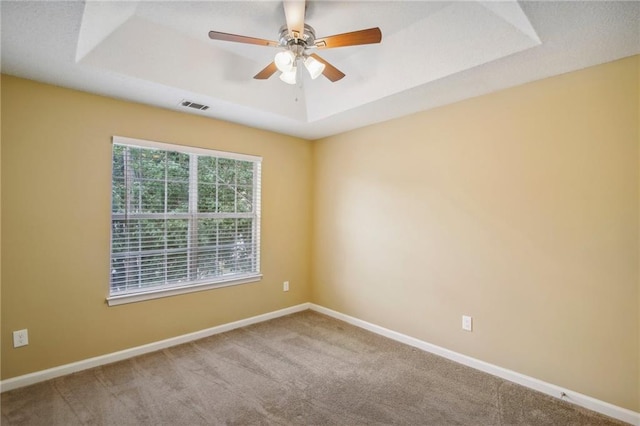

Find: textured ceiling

[1,1,639,139]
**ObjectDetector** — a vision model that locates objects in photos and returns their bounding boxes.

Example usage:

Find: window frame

[107,136,262,306]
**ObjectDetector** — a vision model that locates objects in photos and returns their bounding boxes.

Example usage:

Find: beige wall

[1,75,313,379]
[312,56,640,411]
[2,56,639,413]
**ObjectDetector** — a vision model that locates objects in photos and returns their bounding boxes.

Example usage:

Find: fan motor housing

[278,24,316,48]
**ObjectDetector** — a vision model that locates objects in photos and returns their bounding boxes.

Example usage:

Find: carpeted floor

[1,310,628,425]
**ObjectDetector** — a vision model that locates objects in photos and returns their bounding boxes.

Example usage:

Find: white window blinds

[109,137,261,302]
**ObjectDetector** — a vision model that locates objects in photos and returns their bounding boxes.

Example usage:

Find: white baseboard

[2,302,637,425]
[309,304,639,426]
[0,303,310,393]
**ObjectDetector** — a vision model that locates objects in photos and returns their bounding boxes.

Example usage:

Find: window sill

[106,274,263,306]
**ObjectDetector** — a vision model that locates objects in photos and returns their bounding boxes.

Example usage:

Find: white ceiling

[1,1,639,140]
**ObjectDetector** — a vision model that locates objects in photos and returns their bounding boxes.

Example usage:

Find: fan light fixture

[304,56,325,79]
[274,49,326,84]
[279,66,298,84]
[274,50,296,73]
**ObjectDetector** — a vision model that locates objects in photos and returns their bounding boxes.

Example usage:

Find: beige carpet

[1,311,628,425]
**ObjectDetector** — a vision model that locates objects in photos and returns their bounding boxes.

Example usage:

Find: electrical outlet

[13,329,29,348]
[462,315,473,332]
[283,281,289,292]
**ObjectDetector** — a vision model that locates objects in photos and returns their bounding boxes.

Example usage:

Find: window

[108,136,261,305]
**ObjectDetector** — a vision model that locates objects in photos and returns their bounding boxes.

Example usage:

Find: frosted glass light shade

[279,66,297,84]
[274,50,296,73]
[304,56,325,79]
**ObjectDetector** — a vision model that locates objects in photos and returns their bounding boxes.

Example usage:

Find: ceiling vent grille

[180,100,210,111]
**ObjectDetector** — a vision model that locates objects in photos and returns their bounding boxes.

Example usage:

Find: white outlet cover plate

[462,316,473,332]
[13,329,29,347]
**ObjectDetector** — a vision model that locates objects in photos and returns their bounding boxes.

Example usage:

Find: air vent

[180,100,210,111]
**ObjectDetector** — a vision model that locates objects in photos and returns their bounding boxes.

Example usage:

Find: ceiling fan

[208,1,382,84]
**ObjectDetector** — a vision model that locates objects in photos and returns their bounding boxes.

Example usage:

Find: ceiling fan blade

[310,53,345,82]
[315,27,382,49]
[254,62,278,80]
[208,31,279,47]
[283,0,305,38]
